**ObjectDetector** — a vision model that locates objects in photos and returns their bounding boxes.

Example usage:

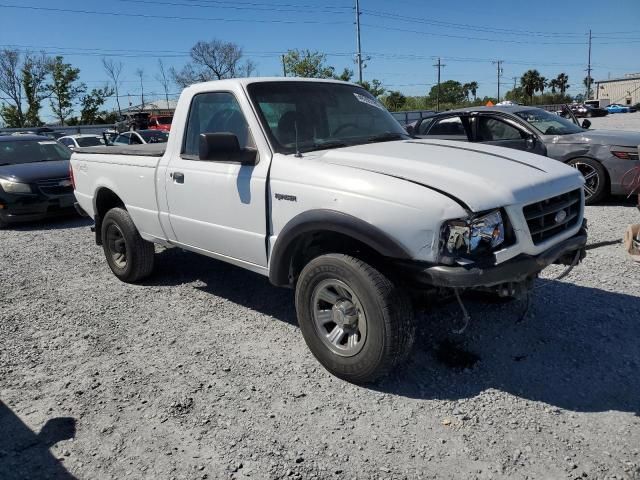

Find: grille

[523,189,581,245]
[36,177,73,196]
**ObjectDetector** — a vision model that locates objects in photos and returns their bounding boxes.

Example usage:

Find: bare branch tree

[155,59,172,110]
[102,58,123,116]
[171,39,255,88]
[135,68,145,111]
[0,49,25,127]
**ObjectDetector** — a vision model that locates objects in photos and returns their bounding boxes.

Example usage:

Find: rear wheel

[101,207,155,282]
[567,157,607,204]
[295,254,415,384]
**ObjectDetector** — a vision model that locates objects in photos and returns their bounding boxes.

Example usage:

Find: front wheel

[295,254,415,384]
[101,207,155,283]
[567,157,607,204]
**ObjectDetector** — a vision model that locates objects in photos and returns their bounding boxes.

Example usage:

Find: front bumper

[0,192,77,225]
[395,228,587,289]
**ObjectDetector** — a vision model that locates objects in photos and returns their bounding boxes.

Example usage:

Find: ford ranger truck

[71,78,587,383]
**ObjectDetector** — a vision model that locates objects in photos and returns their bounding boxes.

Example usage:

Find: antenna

[294,119,302,158]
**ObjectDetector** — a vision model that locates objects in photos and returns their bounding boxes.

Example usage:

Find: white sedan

[112,130,169,145]
[58,134,105,150]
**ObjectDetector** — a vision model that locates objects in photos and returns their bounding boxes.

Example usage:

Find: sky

[1,0,640,122]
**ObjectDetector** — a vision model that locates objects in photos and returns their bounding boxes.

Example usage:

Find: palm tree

[520,69,542,103]
[462,83,471,102]
[549,79,559,94]
[556,73,570,94]
[468,81,478,101]
[538,76,547,95]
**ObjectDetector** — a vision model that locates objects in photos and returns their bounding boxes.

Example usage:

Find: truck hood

[0,160,70,184]
[550,129,640,146]
[314,139,583,212]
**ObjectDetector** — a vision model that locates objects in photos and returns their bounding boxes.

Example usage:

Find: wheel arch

[93,187,126,245]
[268,209,412,287]
[565,155,611,201]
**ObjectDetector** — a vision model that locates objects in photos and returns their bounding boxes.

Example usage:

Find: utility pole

[281,55,286,77]
[492,60,503,101]
[513,76,518,91]
[355,0,363,83]
[433,57,445,111]
[586,29,592,100]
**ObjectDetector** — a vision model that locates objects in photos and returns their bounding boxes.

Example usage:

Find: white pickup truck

[72,78,587,383]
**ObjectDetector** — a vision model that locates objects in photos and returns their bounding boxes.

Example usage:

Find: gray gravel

[1,200,640,480]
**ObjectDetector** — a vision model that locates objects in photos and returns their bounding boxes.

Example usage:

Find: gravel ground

[2,115,640,479]
[587,111,640,131]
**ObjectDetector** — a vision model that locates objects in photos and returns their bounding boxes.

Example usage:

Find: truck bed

[75,143,166,157]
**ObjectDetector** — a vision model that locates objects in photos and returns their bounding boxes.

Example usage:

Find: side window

[477,117,525,142]
[183,92,253,157]
[426,116,467,139]
[129,134,143,145]
[59,138,72,147]
[417,118,435,135]
[113,134,129,145]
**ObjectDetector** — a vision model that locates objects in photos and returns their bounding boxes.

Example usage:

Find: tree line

[0,39,594,127]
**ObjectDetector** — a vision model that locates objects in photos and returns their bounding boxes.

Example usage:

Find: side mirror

[581,119,591,129]
[199,133,257,164]
[405,124,415,135]
[525,133,537,149]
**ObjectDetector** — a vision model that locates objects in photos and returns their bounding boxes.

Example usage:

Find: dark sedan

[406,106,640,204]
[570,103,608,118]
[0,135,76,228]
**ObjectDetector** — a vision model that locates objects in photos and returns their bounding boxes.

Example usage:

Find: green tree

[467,81,479,101]
[382,91,406,111]
[46,56,86,125]
[80,86,115,124]
[0,104,22,128]
[428,80,465,105]
[556,73,570,94]
[549,78,559,94]
[357,79,385,97]
[462,83,471,102]
[520,69,543,103]
[282,49,336,78]
[22,53,51,127]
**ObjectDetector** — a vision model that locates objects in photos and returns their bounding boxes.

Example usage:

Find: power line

[113,0,350,14]
[0,4,350,25]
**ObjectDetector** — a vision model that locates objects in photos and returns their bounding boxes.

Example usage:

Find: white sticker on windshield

[354,92,386,111]
[38,141,57,145]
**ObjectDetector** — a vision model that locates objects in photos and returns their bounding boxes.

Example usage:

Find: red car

[147,115,173,132]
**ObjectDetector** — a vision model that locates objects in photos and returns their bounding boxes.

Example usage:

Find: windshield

[515,109,583,136]
[0,139,71,165]
[76,136,103,147]
[247,81,408,154]
[138,130,169,143]
[156,116,172,125]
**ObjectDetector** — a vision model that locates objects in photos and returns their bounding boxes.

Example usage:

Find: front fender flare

[268,209,412,286]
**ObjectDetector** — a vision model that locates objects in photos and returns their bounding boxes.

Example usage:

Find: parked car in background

[407,105,640,204]
[148,115,173,132]
[0,135,76,228]
[569,103,608,118]
[58,134,105,150]
[605,103,634,114]
[112,130,169,145]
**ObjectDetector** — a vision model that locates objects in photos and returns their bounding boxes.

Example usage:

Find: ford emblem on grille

[554,210,568,224]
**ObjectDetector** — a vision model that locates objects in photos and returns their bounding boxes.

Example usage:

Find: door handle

[172,172,184,184]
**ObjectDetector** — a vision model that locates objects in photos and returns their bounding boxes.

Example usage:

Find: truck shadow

[146,248,640,414]
[0,401,77,479]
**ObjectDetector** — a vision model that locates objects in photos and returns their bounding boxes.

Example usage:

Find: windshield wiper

[366,132,409,143]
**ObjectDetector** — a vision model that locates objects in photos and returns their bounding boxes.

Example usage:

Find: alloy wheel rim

[106,224,127,269]
[571,162,599,200]
[311,279,367,357]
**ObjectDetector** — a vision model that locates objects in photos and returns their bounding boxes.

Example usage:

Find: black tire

[567,157,608,204]
[101,207,155,283]
[295,254,415,384]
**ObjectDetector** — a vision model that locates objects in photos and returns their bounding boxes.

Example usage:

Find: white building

[122,99,178,116]
[594,73,640,106]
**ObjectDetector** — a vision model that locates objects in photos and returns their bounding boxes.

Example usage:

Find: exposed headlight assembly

[0,178,32,194]
[440,210,505,264]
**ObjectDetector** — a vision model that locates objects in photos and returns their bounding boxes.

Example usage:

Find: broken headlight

[440,210,505,263]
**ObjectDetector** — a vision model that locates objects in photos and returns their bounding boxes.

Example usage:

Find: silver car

[407,105,640,204]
